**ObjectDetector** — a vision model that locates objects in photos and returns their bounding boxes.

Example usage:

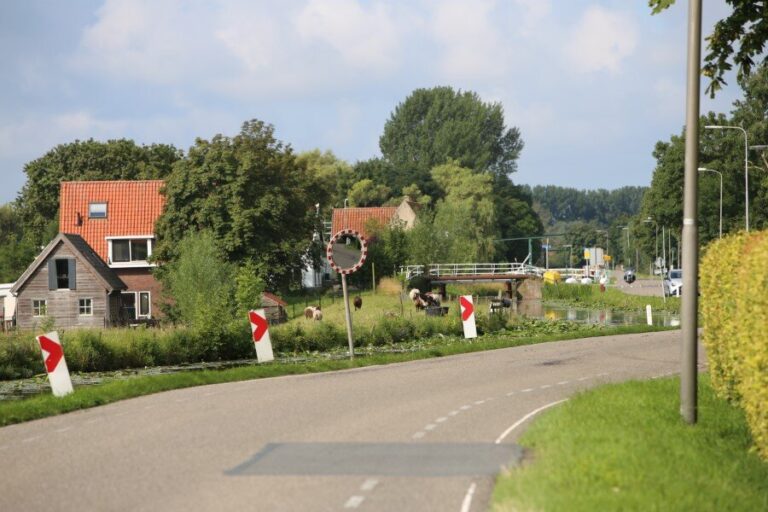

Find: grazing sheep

[304,305,322,320]
[353,296,362,310]
[312,308,323,321]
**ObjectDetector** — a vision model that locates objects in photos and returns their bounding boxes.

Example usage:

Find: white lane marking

[577,377,589,381]
[460,482,477,512]
[344,496,365,509]
[412,431,426,439]
[436,417,448,423]
[540,384,552,389]
[558,381,569,385]
[55,426,73,433]
[449,410,460,416]
[21,435,42,444]
[506,392,515,396]
[474,400,485,405]
[360,478,379,492]
[495,399,568,444]
[460,405,471,410]
[521,388,533,393]
[424,424,437,431]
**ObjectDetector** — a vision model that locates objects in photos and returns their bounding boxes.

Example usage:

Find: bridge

[399,263,588,300]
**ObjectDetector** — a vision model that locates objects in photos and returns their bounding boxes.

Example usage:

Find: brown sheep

[353,296,362,310]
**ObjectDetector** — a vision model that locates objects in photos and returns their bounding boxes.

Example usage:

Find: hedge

[700,231,768,460]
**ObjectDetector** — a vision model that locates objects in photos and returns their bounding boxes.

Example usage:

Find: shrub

[700,230,768,460]
[0,332,41,379]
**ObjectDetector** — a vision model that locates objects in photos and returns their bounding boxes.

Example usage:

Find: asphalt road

[612,270,666,297]
[0,330,702,512]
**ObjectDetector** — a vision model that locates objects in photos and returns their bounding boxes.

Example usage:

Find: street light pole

[698,167,723,238]
[704,124,749,231]
[644,218,658,272]
[681,0,702,425]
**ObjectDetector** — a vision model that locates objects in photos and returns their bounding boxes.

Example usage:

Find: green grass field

[492,375,768,511]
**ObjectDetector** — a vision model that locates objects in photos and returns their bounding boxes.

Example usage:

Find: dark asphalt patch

[226,443,523,477]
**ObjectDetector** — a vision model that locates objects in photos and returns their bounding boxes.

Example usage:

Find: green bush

[0,332,41,379]
[700,230,768,460]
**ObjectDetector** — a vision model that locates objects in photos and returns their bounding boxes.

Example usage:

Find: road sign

[584,249,590,259]
[248,309,274,363]
[36,331,74,397]
[459,295,477,339]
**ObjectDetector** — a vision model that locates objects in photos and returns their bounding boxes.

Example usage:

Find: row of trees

[2,86,543,301]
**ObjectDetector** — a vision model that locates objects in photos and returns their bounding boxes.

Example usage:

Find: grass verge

[492,375,768,512]
[0,324,671,427]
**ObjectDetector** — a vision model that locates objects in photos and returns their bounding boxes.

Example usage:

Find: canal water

[517,300,680,328]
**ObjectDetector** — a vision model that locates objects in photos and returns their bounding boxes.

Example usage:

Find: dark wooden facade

[12,235,125,329]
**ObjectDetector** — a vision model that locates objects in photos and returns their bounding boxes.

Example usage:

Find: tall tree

[295,149,354,211]
[0,204,38,282]
[154,120,318,290]
[651,0,768,97]
[379,86,523,197]
[16,139,180,245]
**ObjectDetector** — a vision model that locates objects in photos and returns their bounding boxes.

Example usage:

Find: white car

[664,269,683,297]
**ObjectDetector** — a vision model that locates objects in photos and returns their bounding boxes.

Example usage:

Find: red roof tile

[331,207,398,240]
[59,181,165,262]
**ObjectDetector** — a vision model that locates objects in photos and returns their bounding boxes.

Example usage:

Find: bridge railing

[399,263,543,280]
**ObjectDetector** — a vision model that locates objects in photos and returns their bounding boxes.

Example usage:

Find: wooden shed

[261,292,288,325]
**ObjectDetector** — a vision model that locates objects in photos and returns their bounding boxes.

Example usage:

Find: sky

[0,0,741,205]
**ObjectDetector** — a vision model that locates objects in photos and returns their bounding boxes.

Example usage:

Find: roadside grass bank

[543,283,680,313]
[492,375,768,512]
[0,324,671,427]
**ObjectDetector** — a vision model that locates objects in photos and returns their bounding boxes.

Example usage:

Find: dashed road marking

[360,478,379,492]
[449,410,460,416]
[344,495,365,509]
[506,392,515,396]
[436,417,448,423]
[460,405,471,410]
[521,388,533,393]
[540,384,552,389]
[558,381,569,385]
[412,431,426,439]
[577,377,589,381]
[474,400,485,405]
[424,424,437,431]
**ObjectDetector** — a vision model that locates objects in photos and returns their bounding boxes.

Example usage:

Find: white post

[341,273,354,359]
[646,305,653,326]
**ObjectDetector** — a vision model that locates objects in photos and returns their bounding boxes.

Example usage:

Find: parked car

[664,269,683,297]
[623,268,636,284]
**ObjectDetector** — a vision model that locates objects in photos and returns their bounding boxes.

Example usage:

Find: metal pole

[681,0,701,425]
[341,273,355,359]
[744,129,749,231]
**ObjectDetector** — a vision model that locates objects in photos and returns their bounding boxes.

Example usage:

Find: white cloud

[565,6,638,74]
[428,0,506,78]
[295,0,401,72]
[513,0,552,37]
[76,0,230,85]
[0,112,126,158]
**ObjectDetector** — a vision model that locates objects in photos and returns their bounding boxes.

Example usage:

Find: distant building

[331,197,419,239]
[0,283,16,330]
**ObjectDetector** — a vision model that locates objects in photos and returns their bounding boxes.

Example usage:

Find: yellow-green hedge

[700,231,768,460]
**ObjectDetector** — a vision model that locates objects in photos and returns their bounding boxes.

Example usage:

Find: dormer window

[89,202,108,218]
[107,236,154,267]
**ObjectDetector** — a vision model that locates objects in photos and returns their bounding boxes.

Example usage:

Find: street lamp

[704,125,749,231]
[698,167,723,239]
[619,226,630,266]
[643,217,658,271]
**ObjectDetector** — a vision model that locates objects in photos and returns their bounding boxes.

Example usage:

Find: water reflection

[509,300,679,327]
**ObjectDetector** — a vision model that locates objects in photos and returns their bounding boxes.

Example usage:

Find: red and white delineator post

[36,331,74,397]
[460,295,477,339]
[248,309,274,363]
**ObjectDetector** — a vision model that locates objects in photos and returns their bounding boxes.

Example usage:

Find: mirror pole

[341,273,355,359]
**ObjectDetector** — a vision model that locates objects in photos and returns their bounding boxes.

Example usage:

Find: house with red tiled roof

[12,181,165,328]
[330,198,419,239]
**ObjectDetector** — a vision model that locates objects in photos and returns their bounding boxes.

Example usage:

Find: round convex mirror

[327,230,368,274]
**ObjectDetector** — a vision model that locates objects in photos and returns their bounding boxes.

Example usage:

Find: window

[109,238,153,265]
[89,202,107,218]
[32,299,47,317]
[79,298,93,316]
[121,291,151,320]
[48,258,76,290]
